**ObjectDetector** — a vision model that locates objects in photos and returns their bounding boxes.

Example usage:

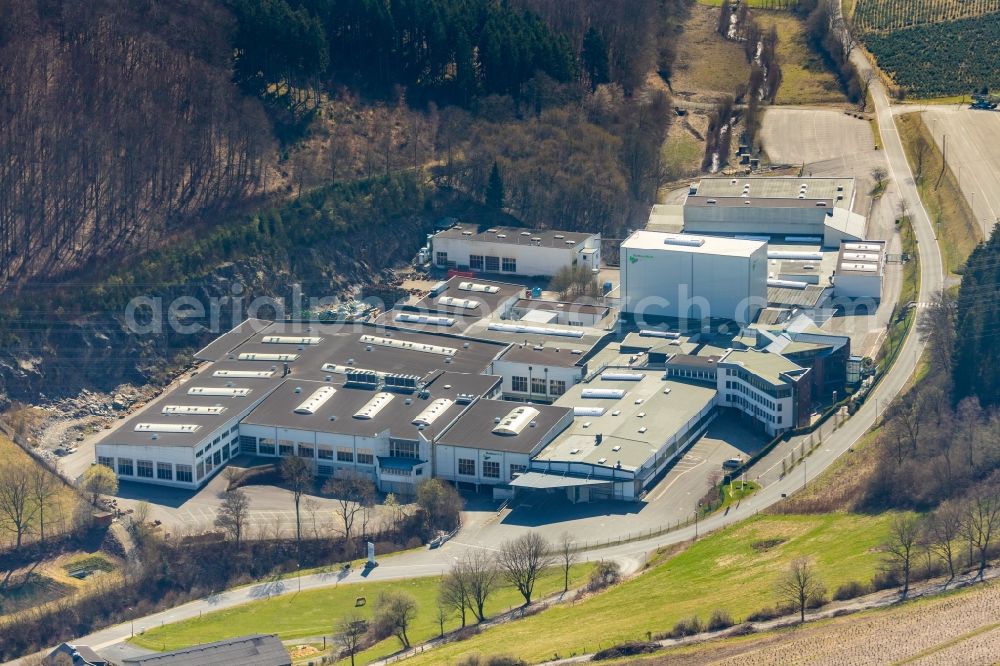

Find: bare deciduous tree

[557,532,577,593]
[0,460,37,550]
[462,549,499,622]
[28,464,60,542]
[371,591,417,649]
[924,500,962,583]
[776,557,824,623]
[214,488,251,546]
[440,569,470,628]
[962,492,1000,579]
[884,514,920,598]
[497,533,554,605]
[334,613,367,666]
[324,473,377,552]
[281,456,315,547]
[916,290,957,375]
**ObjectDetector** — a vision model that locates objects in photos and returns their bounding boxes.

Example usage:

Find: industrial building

[717,349,812,435]
[833,240,886,300]
[512,370,718,501]
[683,177,866,247]
[620,231,768,325]
[430,225,601,277]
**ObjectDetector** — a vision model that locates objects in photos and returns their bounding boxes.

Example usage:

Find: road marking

[648,455,708,503]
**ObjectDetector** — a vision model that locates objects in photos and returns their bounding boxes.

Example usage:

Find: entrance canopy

[509,471,613,490]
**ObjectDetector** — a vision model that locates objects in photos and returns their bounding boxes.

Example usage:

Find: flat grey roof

[536,372,718,472]
[666,354,721,369]
[121,634,289,666]
[241,373,500,441]
[433,225,595,248]
[719,349,803,386]
[226,322,510,381]
[512,299,609,316]
[408,276,524,316]
[106,363,282,448]
[688,177,855,210]
[436,400,572,454]
[193,318,272,361]
[497,342,590,368]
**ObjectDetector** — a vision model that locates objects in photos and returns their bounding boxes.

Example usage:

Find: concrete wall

[435,445,531,486]
[684,204,830,235]
[834,273,883,299]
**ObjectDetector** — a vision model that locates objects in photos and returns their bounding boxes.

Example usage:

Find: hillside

[620,581,1000,666]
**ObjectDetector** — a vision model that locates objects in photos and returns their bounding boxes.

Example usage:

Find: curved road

[7,20,946,666]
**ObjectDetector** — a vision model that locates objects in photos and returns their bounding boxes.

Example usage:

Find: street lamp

[695,502,702,540]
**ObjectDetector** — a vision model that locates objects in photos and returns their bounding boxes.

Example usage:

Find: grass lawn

[401,513,896,665]
[896,112,981,274]
[661,130,704,184]
[671,4,750,98]
[755,13,846,105]
[131,564,593,664]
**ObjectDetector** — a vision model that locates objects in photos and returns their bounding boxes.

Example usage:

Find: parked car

[722,457,743,470]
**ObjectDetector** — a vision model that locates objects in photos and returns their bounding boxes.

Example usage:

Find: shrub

[592,641,660,660]
[729,622,756,636]
[707,609,735,632]
[746,606,782,622]
[587,560,621,592]
[870,570,900,591]
[668,615,703,638]
[456,656,526,666]
[833,580,869,601]
[806,588,828,609]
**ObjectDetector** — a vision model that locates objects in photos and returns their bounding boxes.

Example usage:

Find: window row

[510,377,567,396]
[105,457,193,483]
[457,459,524,480]
[240,436,374,465]
[468,255,517,273]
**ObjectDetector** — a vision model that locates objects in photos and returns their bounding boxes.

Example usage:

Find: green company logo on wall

[628,253,654,264]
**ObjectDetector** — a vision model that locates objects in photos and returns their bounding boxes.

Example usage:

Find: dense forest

[0,0,686,297]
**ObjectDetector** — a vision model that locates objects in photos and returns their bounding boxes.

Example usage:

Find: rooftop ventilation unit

[261,335,322,345]
[816,201,828,206]
[238,352,299,362]
[359,334,457,356]
[601,372,643,382]
[213,370,275,379]
[581,388,626,399]
[638,426,647,433]
[135,423,201,433]
[844,242,882,251]
[412,398,455,426]
[187,387,251,397]
[554,234,564,239]
[638,329,680,339]
[437,296,481,310]
[520,231,531,237]
[492,406,540,436]
[767,251,823,261]
[662,234,705,247]
[353,392,394,419]
[394,313,456,327]
[612,445,621,452]
[345,370,380,387]
[565,239,576,245]
[487,323,585,338]
[162,405,226,416]
[456,393,476,405]
[294,386,337,415]
[458,281,501,294]
[842,252,880,262]
[384,374,420,390]
[597,457,607,464]
[574,406,606,417]
[841,263,878,272]
[768,278,809,289]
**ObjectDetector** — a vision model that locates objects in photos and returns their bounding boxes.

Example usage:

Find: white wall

[491,359,583,402]
[435,445,531,486]
[834,273,882,299]
[717,367,794,436]
[95,443,202,489]
[432,235,600,277]
[621,245,767,324]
